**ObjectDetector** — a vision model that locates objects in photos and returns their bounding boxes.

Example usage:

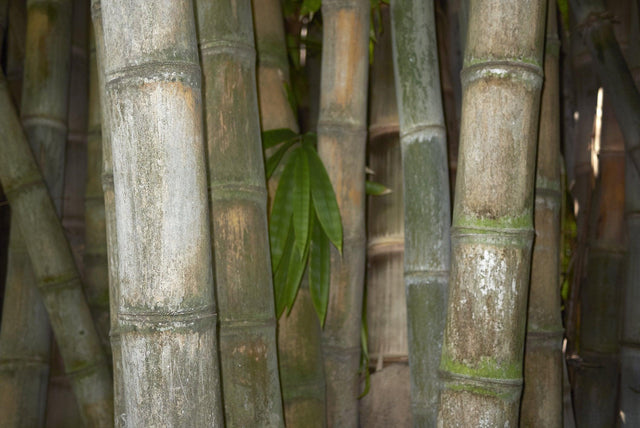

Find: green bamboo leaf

[269,149,299,270]
[366,180,391,196]
[274,224,294,318]
[304,143,343,253]
[284,242,308,315]
[266,138,296,179]
[309,215,330,326]
[261,128,299,149]
[292,148,311,253]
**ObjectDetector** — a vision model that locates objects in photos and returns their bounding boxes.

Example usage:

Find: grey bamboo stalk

[252,0,326,426]
[317,1,369,426]
[437,0,546,425]
[389,0,451,425]
[100,1,223,425]
[0,0,74,425]
[570,0,640,179]
[619,1,640,421]
[193,1,284,426]
[0,74,113,426]
[89,1,123,423]
[519,1,563,425]
[360,6,410,427]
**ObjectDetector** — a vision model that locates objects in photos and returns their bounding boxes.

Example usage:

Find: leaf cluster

[264,129,343,326]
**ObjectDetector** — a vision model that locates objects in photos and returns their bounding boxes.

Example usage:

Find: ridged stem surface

[101,1,223,425]
[194,0,284,426]
[437,1,546,426]
[317,1,369,426]
[519,1,563,426]
[390,0,451,425]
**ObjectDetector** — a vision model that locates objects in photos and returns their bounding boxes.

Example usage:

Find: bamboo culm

[437,1,546,425]
[194,0,284,426]
[317,1,370,426]
[100,0,223,425]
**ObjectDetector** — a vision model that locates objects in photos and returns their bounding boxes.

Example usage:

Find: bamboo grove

[0,0,639,426]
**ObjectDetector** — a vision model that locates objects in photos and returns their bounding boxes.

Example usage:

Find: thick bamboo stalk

[1,0,75,425]
[570,0,640,179]
[100,1,223,425]
[573,94,625,427]
[89,2,123,423]
[0,74,113,426]
[252,0,326,426]
[519,1,563,426]
[360,6,410,426]
[619,2,640,422]
[437,1,546,425]
[389,0,451,425]
[317,1,369,426]
[193,1,283,426]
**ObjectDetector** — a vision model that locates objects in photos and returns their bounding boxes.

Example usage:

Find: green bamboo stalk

[360,6,410,426]
[193,1,283,425]
[100,1,223,425]
[252,1,326,426]
[519,1,563,426]
[389,0,451,425]
[0,73,113,426]
[573,94,625,427]
[0,0,75,425]
[570,0,640,178]
[317,1,369,426]
[437,1,546,425]
[619,1,640,422]
[89,2,123,423]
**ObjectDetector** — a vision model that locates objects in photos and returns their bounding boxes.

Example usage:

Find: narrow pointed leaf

[305,143,343,253]
[274,224,295,318]
[366,180,391,196]
[292,148,311,253]
[266,138,296,179]
[284,242,308,315]
[269,149,299,270]
[309,215,330,326]
[261,128,299,149]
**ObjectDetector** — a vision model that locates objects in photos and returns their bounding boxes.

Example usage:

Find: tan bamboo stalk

[573,94,625,427]
[89,1,123,422]
[359,6,410,426]
[389,0,451,424]
[194,1,283,425]
[437,1,546,425]
[100,1,223,425]
[519,1,563,426]
[0,73,113,425]
[619,2,640,422]
[317,1,369,426]
[252,0,326,426]
[0,0,75,425]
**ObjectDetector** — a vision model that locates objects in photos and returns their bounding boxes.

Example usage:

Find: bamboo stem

[389,0,451,425]
[520,1,564,426]
[317,1,369,426]
[100,0,223,425]
[194,0,283,426]
[437,1,546,425]
[252,0,326,426]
